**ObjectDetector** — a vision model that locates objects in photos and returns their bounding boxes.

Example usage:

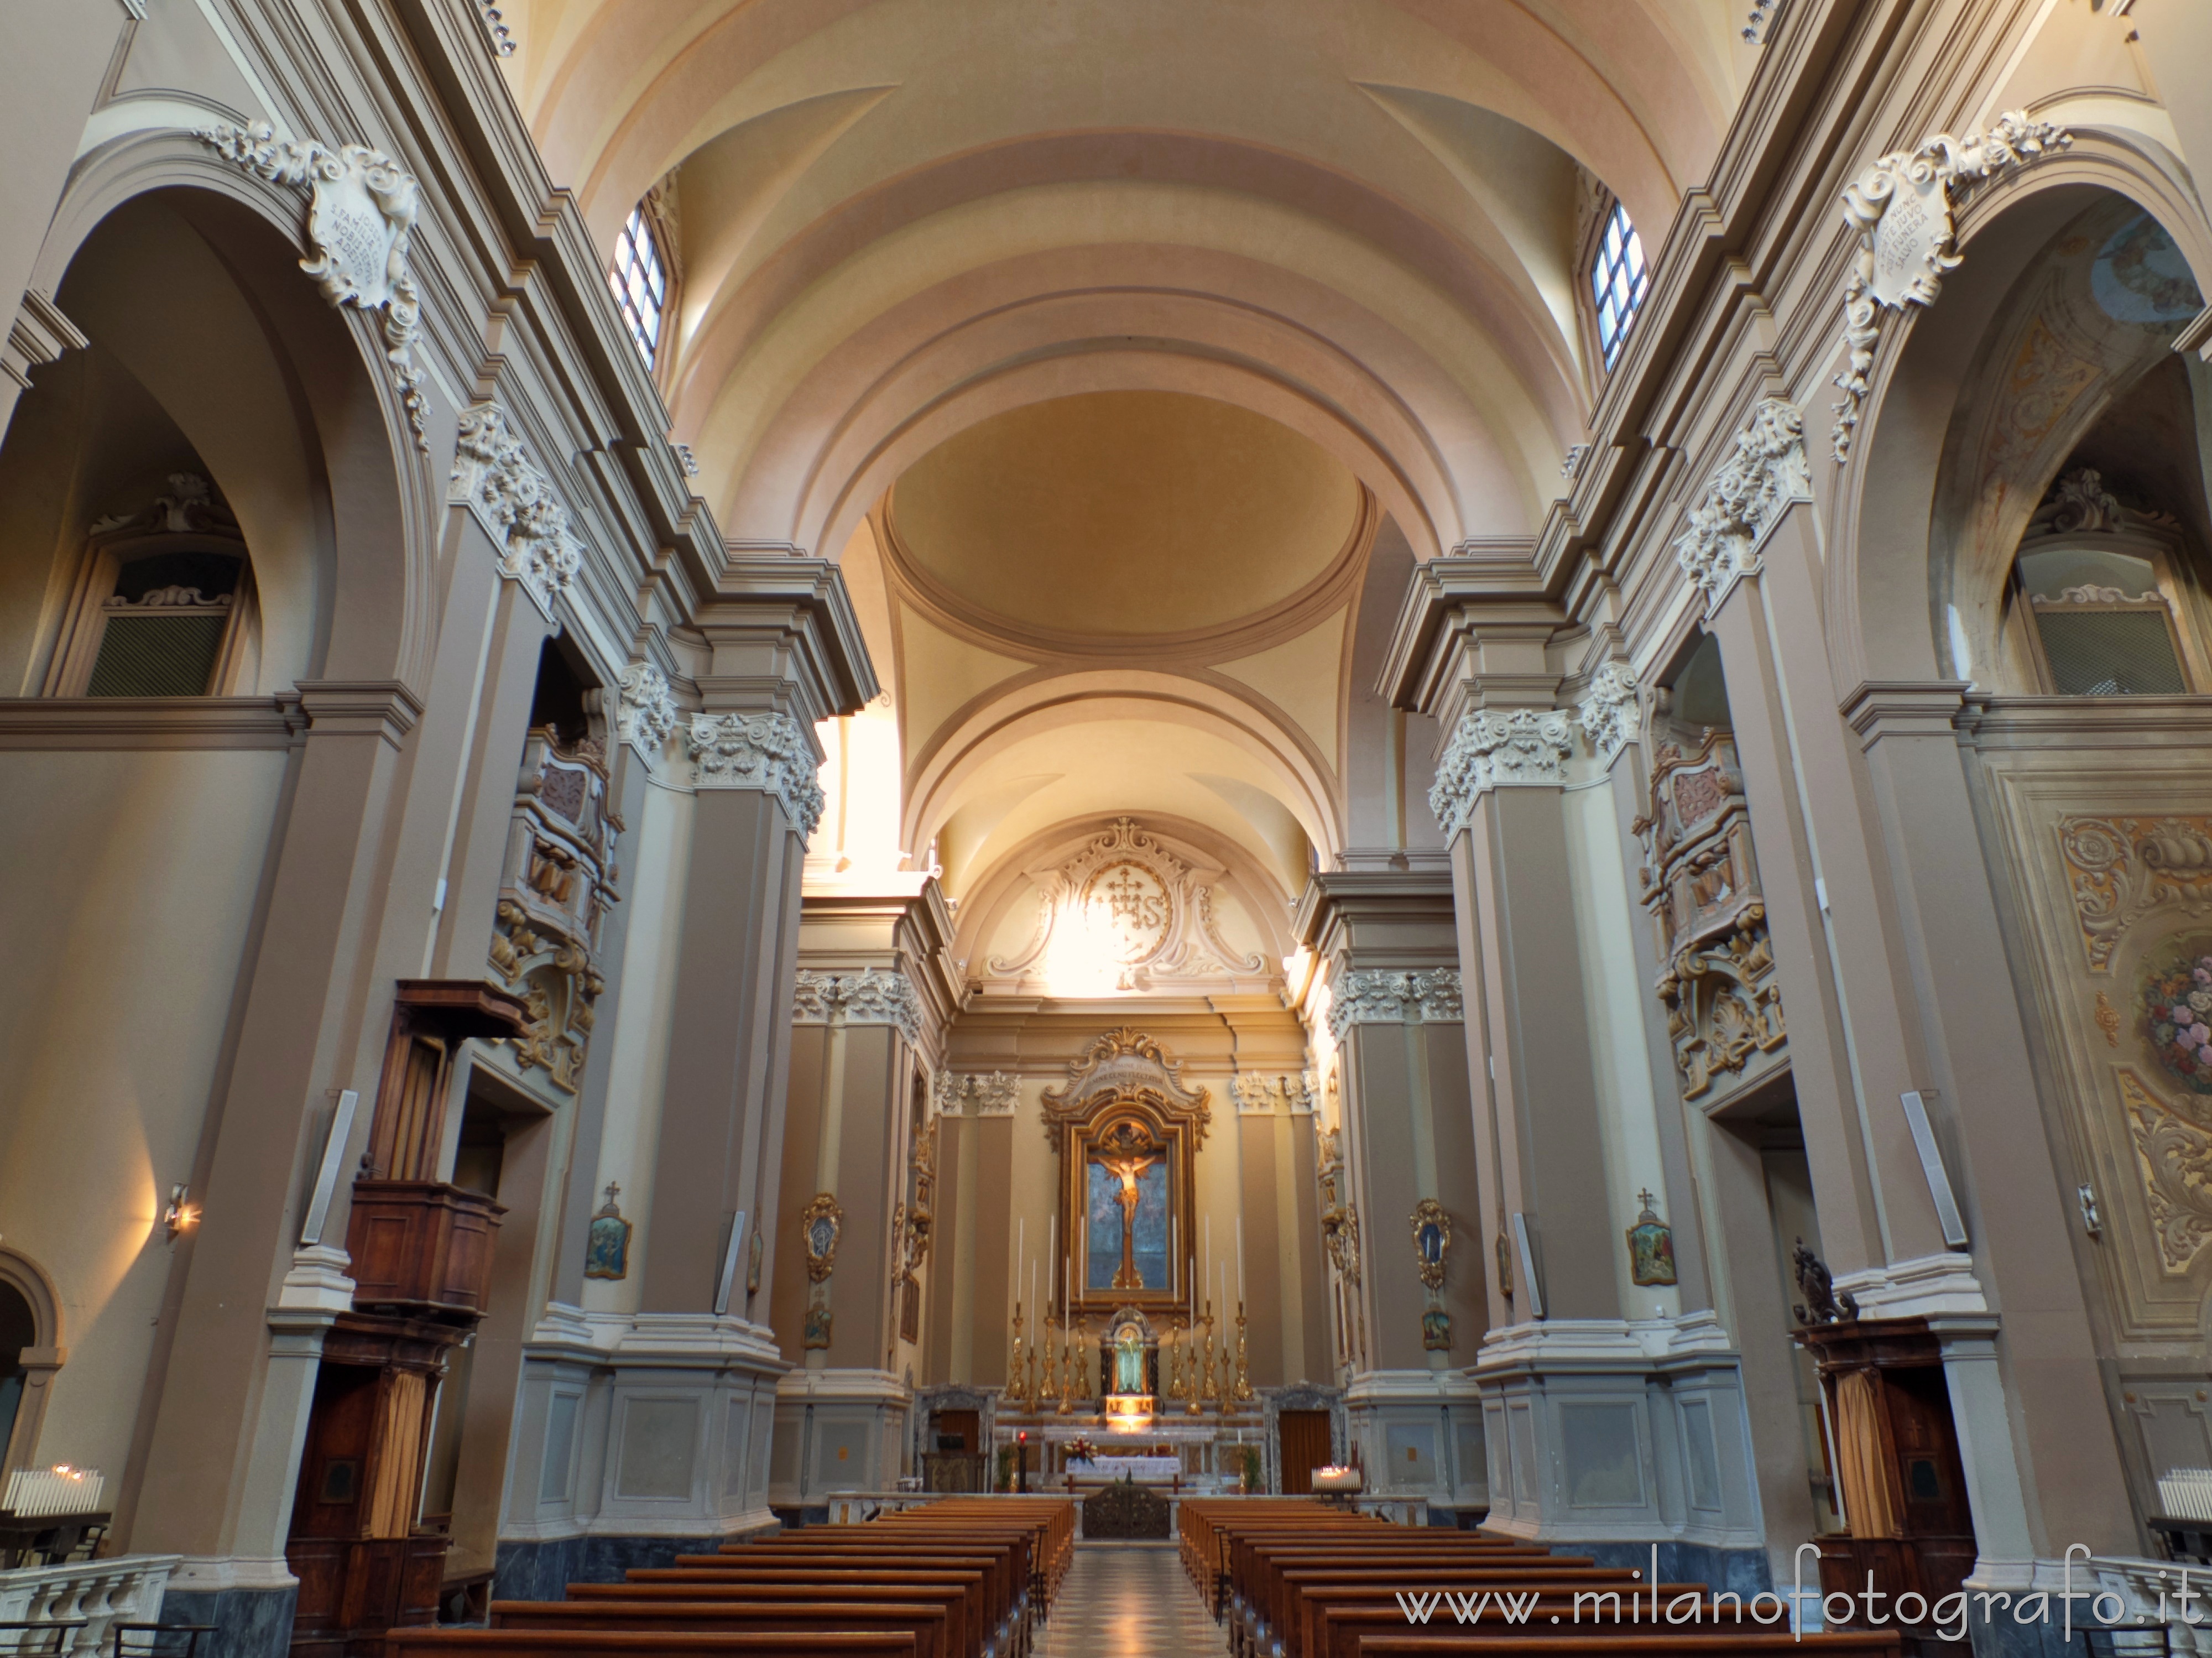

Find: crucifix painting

[1086,1122,1169,1292]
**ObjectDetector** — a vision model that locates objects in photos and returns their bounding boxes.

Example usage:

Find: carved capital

[792,967,921,1043]
[615,661,679,756]
[1673,398,1810,614]
[932,1070,1019,1117]
[197,123,429,449]
[1832,112,2069,461]
[1327,969,1463,1042]
[684,711,825,838]
[1576,661,1641,760]
[1427,708,1575,834]
[450,404,585,616]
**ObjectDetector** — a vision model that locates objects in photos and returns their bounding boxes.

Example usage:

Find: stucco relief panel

[1982,775,2212,1337]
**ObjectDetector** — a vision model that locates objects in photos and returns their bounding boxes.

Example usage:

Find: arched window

[2005,467,2207,695]
[43,473,258,697]
[1587,200,1650,372]
[0,1248,62,1477]
[609,204,671,372]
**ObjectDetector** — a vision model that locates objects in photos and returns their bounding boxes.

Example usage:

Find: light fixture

[163,1184,197,1239]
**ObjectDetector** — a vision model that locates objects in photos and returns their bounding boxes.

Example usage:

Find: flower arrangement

[2143,944,2212,1094]
[1065,1435,1098,1464]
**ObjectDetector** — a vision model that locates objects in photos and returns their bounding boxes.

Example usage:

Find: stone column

[1390,571,1766,1581]
[1297,872,1485,1518]
[595,560,873,1535]
[1674,397,2131,1572]
[128,681,424,1644]
[768,878,955,1513]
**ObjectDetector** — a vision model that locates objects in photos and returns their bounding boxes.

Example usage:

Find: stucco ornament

[1673,398,1812,614]
[615,661,679,755]
[1427,708,1575,835]
[450,404,585,615]
[1326,969,1463,1044]
[1577,661,1641,759]
[1831,112,2070,461]
[932,1071,1019,1117]
[197,122,430,449]
[791,967,921,1043]
[685,711,825,840]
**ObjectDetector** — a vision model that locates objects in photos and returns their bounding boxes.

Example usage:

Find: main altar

[986,1029,1267,1508]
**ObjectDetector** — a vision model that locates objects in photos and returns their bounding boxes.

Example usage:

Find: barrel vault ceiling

[496,0,1756,908]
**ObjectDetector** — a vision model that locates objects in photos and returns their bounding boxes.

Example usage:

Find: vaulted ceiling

[498,0,1755,908]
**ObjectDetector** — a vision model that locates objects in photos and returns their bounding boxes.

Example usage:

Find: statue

[1113,1323,1146,1395]
[1097,1144,1160,1290]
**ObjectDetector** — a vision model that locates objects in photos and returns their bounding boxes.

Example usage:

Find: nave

[1036,1545,1227,1658]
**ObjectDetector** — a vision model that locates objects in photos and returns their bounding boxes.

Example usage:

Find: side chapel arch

[1829,140,2212,690]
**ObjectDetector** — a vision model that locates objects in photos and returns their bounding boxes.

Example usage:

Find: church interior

[3,1,2212,1655]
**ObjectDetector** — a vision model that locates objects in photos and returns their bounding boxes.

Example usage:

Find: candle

[1048,1213,1056,1308]
[1237,1216,1245,1302]
[1015,1217,1024,1320]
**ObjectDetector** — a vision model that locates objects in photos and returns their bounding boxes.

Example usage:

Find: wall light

[163,1184,199,1239]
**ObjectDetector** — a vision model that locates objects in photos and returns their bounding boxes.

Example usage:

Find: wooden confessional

[286,981,525,1658]
[1798,1316,1976,1658]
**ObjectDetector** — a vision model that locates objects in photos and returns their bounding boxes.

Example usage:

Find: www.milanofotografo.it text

[1390,1545,2187,1644]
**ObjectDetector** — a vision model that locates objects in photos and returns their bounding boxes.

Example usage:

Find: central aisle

[1040,1541,1230,1656]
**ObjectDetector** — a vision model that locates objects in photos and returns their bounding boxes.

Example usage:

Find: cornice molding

[0,695,307,750]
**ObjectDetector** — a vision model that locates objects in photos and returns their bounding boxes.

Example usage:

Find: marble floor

[1039,1542,1230,1656]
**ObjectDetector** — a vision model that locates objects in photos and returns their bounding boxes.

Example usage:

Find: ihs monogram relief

[987,817,1267,992]
[2057,816,2212,973]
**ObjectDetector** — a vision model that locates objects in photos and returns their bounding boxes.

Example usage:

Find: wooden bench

[624,1574,1004,1658]
[565,1583,977,1658]
[383,1631,920,1658]
[1354,1636,1902,1657]
[489,1599,950,1658]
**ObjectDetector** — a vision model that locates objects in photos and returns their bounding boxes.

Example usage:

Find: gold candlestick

[1199,1301,1218,1412]
[1041,1316,1062,1407]
[1008,1302,1026,1414]
[1058,1318,1079,1414]
[1233,1301,1255,1404]
[1186,1310,1206,1415]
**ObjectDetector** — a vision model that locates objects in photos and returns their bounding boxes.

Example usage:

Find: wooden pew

[562,1582,974,1658]
[629,1572,1001,1658]
[488,1599,950,1658]
[1355,1637,1902,1657]
[384,1632,919,1658]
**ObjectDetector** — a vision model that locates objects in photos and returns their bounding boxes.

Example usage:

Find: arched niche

[0,1247,64,1477]
[1831,142,2212,690]
[17,143,431,690]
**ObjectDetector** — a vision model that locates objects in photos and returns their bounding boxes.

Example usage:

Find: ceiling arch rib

[802,333,1452,571]
[513,0,1735,267]
[684,184,1572,544]
[905,676,1344,894]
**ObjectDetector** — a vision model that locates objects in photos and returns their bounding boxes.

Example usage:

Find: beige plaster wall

[0,745,287,1476]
